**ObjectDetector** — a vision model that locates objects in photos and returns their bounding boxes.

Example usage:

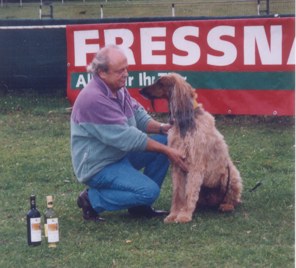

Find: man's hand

[166,147,188,173]
[146,137,188,173]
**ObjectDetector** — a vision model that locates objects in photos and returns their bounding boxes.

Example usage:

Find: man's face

[99,50,128,93]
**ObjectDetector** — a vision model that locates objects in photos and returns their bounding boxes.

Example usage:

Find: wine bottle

[44,195,59,248]
[26,195,42,246]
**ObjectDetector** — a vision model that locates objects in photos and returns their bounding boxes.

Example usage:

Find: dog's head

[140,75,175,101]
[140,73,198,137]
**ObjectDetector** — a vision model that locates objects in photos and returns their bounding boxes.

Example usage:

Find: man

[71,45,188,221]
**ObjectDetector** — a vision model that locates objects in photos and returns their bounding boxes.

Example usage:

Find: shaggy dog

[140,73,243,223]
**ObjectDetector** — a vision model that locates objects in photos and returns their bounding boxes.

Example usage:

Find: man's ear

[98,70,106,79]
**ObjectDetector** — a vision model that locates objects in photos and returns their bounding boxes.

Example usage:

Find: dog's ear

[170,76,196,137]
[158,76,175,99]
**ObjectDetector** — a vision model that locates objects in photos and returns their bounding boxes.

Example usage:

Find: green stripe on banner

[185,71,295,90]
[71,71,295,90]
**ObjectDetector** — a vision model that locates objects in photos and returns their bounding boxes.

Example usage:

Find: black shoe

[128,205,168,218]
[77,190,104,222]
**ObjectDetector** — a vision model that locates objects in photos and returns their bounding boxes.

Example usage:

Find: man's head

[87,45,128,93]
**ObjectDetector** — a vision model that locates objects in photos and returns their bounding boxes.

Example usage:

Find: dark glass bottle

[44,195,59,248]
[26,195,41,246]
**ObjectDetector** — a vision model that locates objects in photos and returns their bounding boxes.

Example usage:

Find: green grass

[0,0,294,19]
[0,93,294,267]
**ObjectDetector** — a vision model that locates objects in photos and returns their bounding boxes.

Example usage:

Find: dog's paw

[219,203,234,212]
[164,214,177,224]
[175,214,192,223]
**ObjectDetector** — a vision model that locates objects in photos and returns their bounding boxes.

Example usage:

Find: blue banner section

[0,28,66,93]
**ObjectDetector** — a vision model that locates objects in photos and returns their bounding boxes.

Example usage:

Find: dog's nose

[139,87,151,99]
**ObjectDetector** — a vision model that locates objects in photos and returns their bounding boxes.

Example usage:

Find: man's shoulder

[76,81,107,106]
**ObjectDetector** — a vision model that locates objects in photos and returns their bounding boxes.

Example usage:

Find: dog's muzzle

[139,87,154,100]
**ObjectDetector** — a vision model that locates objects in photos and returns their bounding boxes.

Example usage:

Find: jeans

[85,134,169,214]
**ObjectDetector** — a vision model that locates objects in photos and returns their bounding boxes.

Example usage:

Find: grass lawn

[0,93,294,267]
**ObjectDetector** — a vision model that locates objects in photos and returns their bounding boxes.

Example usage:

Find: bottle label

[30,218,41,242]
[47,218,59,243]
[44,223,48,237]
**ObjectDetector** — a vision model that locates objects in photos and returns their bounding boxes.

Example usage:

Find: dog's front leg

[164,166,186,224]
[175,172,203,223]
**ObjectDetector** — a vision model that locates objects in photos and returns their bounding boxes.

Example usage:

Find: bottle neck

[30,198,36,209]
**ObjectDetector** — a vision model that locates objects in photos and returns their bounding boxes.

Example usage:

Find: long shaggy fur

[140,73,243,223]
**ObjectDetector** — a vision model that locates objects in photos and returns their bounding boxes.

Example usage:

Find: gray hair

[86,44,124,75]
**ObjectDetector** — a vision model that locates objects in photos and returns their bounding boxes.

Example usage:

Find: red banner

[66,17,295,115]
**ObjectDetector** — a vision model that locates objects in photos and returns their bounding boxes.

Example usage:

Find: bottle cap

[46,195,53,207]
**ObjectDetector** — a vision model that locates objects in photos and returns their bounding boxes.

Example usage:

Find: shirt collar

[93,74,109,96]
[93,74,124,100]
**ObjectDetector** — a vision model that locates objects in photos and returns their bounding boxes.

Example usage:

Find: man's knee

[141,182,160,204]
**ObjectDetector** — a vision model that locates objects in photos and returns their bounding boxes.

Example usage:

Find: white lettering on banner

[140,27,166,64]
[207,26,237,66]
[104,29,136,64]
[139,72,157,86]
[76,74,87,88]
[72,25,294,68]
[172,26,200,66]
[244,25,282,65]
[125,76,134,87]
[74,30,99,66]
[287,39,295,65]
[76,73,92,88]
